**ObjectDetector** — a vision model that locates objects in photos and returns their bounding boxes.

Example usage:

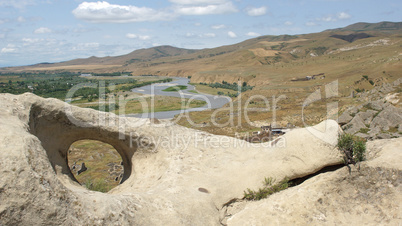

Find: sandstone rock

[376,133,392,140]
[366,100,389,111]
[385,93,400,105]
[0,93,343,225]
[365,137,402,170]
[348,106,360,115]
[337,111,353,125]
[354,132,369,139]
[370,105,402,131]
[355,109,377,125]
[342,115,367,134]
[227,138,402,225]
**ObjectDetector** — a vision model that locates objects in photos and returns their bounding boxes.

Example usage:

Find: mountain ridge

[2,21,399,72]
[1,21,401,91]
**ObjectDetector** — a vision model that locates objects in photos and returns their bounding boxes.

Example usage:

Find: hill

[327,21,402,32]
[1,22,400,86]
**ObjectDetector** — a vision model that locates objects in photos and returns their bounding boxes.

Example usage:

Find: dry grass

[25,64,122,71]
[193,83,238,96]
[73,95,206,115]
[68,140,122,192]
[249,48,280,57]
[116,95,206,114]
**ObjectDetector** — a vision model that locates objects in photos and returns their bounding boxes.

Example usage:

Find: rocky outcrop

[227,138,402,225]
[339,78,402,139]
[0,93,400,225]
[0,93,343,225]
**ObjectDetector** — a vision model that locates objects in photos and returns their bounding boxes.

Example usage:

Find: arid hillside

[1,22,401,90]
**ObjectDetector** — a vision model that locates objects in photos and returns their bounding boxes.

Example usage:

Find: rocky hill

[0,93,401,225]
[338,78,402,139]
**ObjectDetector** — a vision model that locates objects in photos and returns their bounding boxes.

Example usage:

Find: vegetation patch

[389,126,399,133]
[337,133,366,166]
[84,178,113,193]
[358,127,370,134]
[68,140,123,193]
[113,96,206,114]
[243,177,290,201]
[202,80,253,92]
[162,85,187,92]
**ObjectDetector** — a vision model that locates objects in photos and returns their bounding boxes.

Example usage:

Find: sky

[0,0,401,67]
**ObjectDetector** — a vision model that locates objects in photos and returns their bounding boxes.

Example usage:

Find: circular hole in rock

[67,140,124,193]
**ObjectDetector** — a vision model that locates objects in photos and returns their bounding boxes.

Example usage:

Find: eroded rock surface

[0,93,400,225]
[339,78,402,139]
[227,138,402,225]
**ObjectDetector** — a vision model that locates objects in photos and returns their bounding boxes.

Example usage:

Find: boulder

[0,93,343,225]
[337,111,353,125]
[355,109,377,125]
[376,133,392,140]
[342,115,367,134]
[371,105,402,131]
[366,100,389,111]
[227,138,402,225]
[354,132,370,139]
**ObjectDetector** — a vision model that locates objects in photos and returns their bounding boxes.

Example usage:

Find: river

[126,77,231,119]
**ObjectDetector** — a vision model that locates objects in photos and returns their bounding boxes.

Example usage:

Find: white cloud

[202,33,216,38]
[306,22,318,26]
[169,0,228,5]
[73,1,175,23]
[246,6,267,16]
[72,42,100,51]
[228,31,237,38]
[0,0,35,9]
[34,27,52,34]
[22,38,41,44]
[17,16,26,23]
[337,12,351,20]
[284,21,293,26]
[126,33,151,40]
[211,24,226,29]
[175,2,237,15]
[0,19,9,24]
[1,44,17,53]
[246,32,260,37]
[316,12,352,22]
[186,32,216,38]
[186,32,196,37]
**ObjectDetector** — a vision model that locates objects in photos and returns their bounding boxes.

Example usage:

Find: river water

[126,77,231,119]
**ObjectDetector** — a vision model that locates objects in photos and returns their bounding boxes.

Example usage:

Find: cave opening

[67,139,124,193]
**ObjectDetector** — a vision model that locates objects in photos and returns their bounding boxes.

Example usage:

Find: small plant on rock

[337,133,366,171]
[243,177,290,201]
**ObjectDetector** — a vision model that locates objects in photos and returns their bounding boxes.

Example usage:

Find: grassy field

[72,95,206,115]
[116,95,206,114]
[192,83,238,96]
[162,85,187,92]
[68,140,123,192]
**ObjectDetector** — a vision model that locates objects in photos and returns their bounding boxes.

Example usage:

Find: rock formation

[339,78,402,139]
[0,93,400,225]
[227,138,402,225]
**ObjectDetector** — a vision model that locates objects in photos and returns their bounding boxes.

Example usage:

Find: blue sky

[0,0,400,67]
